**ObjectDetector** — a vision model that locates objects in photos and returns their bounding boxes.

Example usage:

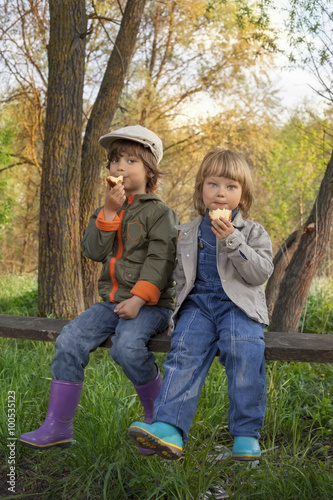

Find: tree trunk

[265,229,301,321]
[79,0,147,309]
[38,0,86,319]
[270,149,333,332]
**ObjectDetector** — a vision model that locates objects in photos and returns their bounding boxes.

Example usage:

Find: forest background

[0,0,332,330]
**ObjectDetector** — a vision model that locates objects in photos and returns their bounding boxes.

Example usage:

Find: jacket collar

[123,193,162,208]
[175,215,203,232]
[130,193,161,202]
[232,211,246,228]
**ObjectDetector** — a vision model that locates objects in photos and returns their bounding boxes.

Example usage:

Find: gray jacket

[172,212,274,327]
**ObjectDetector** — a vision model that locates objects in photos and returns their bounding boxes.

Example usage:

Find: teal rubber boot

[232,437,261,461]
[128,421,183,460]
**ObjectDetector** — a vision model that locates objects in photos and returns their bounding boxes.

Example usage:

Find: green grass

[0,274,332,498]
[1,341,332,499]
[0,273,38,316]
[300,277,333,334]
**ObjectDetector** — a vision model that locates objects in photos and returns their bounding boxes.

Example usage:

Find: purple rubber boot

[134,368,162,455]
[19,380,83,449]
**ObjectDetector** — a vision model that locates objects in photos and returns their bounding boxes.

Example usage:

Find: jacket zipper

[109,195,135,303]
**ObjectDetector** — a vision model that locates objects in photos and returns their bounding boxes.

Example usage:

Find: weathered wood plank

[0,314,68,343]
[264,331,333,363]
[0,314,332,363]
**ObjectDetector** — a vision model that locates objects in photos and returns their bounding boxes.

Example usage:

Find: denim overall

[153,211,266,443]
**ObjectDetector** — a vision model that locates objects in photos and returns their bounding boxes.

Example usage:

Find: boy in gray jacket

[129,148,273,460]
[20,125,178,452]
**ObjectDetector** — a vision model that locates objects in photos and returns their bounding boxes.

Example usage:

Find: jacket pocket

[123,266,141,285]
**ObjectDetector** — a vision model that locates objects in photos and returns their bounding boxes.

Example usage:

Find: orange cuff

[96,209,120,232]
[131,281,161,305]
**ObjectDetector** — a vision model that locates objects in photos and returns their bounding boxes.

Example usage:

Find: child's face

[109,152,148,195]
[202,176,242,211]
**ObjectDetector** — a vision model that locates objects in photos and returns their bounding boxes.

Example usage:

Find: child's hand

[211,217,235,241]
[114,296,146,319]
[103,183,126,221]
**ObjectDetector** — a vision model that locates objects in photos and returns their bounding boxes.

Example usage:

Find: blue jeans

[153,284,266,443]
[51,302,172,386]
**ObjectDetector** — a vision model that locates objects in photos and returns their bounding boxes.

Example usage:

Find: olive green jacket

[81,194,179,310]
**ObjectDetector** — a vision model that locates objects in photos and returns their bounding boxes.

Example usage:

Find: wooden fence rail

[0,314,333,363]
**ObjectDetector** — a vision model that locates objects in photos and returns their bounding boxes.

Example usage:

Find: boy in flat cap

[20,125,178,453]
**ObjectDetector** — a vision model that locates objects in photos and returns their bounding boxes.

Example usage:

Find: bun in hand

[106,175,123,187]
[209,208,232,221]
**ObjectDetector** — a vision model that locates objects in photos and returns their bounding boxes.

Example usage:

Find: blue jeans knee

[110,306,171,386]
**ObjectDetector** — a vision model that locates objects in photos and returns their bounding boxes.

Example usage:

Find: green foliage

[0,274,38,316]
[0,127,16,234]
[254,110,331,249]
[0,103,41,273]
[0,179,14,226]
[0,122,16,162]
